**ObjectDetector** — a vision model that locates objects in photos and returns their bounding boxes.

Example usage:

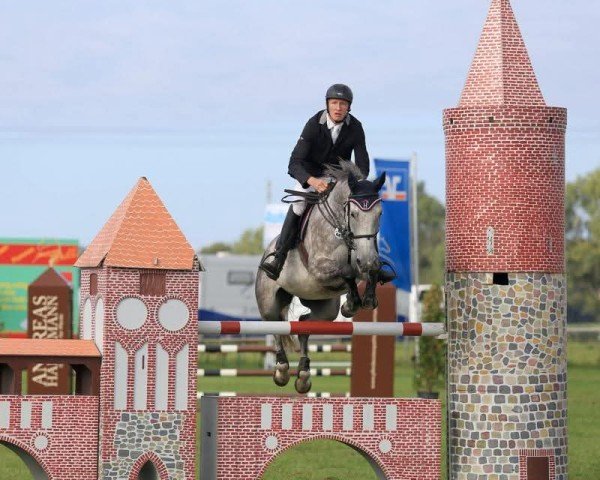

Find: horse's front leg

[361,272,379,310]
[340,277,362,318]
[272,334,290,387]
[295,328,312,394]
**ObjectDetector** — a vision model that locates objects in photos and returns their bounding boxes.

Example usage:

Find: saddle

[281,187,327,269]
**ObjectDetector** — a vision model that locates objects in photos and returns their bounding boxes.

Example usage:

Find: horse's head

[346,170,386,275]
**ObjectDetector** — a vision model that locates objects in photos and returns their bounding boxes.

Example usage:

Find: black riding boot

[259,206,301,281]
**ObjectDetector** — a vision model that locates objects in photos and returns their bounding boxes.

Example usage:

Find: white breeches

[290,181,311,216]
[289,177,332,216]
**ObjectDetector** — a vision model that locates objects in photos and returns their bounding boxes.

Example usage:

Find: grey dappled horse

[255,161,386,393]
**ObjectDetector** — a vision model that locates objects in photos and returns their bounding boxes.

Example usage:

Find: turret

[444,1,568,478]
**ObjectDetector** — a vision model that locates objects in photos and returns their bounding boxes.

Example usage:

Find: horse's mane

[322,161,364,205]
[324,160,365,182]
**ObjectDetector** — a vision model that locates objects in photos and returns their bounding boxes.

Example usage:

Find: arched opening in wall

[0,440,49,480]
[137,460,160,480]
[260,439,386,480]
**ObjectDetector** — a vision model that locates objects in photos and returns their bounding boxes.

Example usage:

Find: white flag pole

[410,152,420,323]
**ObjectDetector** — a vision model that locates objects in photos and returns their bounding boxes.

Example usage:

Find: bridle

[283,182,381,265]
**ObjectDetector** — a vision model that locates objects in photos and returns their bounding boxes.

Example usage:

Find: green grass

[1,340,598,479]
[261,439,380,480]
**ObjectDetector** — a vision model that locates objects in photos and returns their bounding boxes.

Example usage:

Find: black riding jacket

[288,110,370,187]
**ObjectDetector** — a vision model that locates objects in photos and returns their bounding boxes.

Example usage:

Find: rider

[259,84,390,282]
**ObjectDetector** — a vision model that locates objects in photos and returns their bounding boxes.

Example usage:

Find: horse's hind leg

[296,324,312,394]
[255,272,294,387]
[273,334,290,387]
[272,292,294,387]
[294,298,341,394]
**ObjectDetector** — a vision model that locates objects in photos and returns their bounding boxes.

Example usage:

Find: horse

[255,161,387,393]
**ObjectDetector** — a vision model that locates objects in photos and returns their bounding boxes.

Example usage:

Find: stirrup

[259,253,284,280]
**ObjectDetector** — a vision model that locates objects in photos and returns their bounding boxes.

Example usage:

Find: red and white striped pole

[198,321,445,337]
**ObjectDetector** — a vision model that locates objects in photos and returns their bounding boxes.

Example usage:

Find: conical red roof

[459,0,545,106]
[75,177,196,270]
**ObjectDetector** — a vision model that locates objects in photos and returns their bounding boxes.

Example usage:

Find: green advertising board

[0,238,80,337]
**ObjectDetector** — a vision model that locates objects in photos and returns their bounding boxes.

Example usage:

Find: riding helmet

[325,84,353,104]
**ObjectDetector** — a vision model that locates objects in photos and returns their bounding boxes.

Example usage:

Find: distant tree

[231,226,264,255]
[414,285,446,396]
[566,168,600,323]
[199,227,264,255]
[200,242,232,254]
[417,181,445,286]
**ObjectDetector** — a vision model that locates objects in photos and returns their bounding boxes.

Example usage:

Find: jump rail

[198,344,352,353]
[197,368,351,377]
[199,321,445,337]
[197,391,351,398]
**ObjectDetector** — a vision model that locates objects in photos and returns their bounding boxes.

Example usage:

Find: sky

[1,0,599,250]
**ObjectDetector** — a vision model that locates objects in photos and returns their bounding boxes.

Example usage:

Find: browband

[348,196,381,212]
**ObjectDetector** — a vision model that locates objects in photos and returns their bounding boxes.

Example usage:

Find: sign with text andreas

[27,268,73,394]
[0,238,79,338]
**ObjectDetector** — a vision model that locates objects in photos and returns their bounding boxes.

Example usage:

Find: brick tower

[444,1,567,479]
[75,177,201,479]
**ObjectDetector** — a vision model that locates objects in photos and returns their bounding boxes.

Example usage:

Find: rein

[282,183,381,266]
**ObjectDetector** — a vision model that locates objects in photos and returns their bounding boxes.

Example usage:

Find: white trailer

[199,254,262,321]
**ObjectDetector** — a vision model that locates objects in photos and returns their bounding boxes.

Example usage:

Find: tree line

[201,168,599,323]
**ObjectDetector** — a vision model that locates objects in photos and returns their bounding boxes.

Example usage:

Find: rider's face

[327,99,350,122]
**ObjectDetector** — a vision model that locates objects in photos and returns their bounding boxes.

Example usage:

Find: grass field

[1,340,598,479]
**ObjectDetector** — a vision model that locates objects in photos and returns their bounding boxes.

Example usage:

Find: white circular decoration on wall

[158,299,190,331]
[33,435,48,451]
[379,439,392,454]
[264,435,278,450]
[116,298,147,330]
[82,298,92,340]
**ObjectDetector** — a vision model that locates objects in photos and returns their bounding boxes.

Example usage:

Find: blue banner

[374,159,412,319]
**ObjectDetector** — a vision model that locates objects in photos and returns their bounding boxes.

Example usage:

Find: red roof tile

[75,177,196,270]
[0,339,101,358]
[459,0,545,107]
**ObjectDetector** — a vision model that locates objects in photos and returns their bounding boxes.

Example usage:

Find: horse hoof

[294,376,312,394]
[362,297,378,310]
[273,363,290,387]
[341,303,356,318]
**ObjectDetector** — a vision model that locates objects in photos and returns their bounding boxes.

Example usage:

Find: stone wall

[446,272,567,479]
[101,411,186,479]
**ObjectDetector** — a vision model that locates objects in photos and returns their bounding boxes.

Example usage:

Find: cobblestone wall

[446,272,567,479]
[101,411,186,479]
